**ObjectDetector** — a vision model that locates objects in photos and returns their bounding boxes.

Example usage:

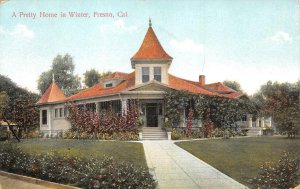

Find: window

[42,110,47,125]
[241,115,247,121]
[55,109,58,118]
[142,67,150,83]
[64,107,68,117]
[100,100,121,114]
[54,108,64,118]
[59,108,63,117]
[105,83,113,88]
[86,103,96,112]
[154,67,161,82]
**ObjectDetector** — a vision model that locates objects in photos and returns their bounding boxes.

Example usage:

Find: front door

[146,103,158,127]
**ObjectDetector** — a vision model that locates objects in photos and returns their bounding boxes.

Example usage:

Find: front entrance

[146,103,158,127]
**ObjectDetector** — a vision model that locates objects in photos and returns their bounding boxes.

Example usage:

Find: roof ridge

[168,74,218,96]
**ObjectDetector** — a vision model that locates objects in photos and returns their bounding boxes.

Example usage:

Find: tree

[0,75,39,140]
[83,69,101,87]
[223,80,242,92]
[83,69,112,87]
[37,54,81,95]
[0,91,8,119]
[252,81,300,137]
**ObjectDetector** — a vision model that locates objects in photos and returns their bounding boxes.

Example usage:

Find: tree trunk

[4,119,20,142]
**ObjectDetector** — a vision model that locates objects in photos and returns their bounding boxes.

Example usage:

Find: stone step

[143,133,167,136]
[143,136,168,139]
[246,127,262,136]
[143,131,166,134]
[142,127,168,140]
[143,128,164,131]
[143,138,168,140]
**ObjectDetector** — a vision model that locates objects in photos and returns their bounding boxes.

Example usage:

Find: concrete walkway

[0,175,50,189]
[143,140,248,189]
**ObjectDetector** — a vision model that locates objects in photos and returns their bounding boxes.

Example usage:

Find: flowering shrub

[67,101,140,136]
[185,107,193,137]
[0,142,157,189]
[251,151,299,189]
[110,132,139,141]
[171,128,203,140]
[203,110,214,138]
[61,131,139,140]
[22,130,42,138]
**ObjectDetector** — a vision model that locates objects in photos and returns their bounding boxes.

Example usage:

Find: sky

[0,0,299,95]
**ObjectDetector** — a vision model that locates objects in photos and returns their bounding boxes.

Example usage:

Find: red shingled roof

[39,72,242,103]
[67,72,135,100]
[205,82,237,94]
[222,92,244,98]
[100,72,128,81]
[131,26,172,60]
[36,82,66,105]
[168,74,218,96]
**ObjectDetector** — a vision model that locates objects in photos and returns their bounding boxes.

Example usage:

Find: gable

[129,82,170,92]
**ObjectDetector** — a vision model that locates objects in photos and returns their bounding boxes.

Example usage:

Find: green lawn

[176,136,300,187]
[14,139,147,167]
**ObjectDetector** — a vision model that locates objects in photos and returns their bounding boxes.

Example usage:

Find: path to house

[0,175,50,189]
[143,140,248,189]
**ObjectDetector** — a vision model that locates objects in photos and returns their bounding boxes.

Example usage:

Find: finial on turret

[52,73,55,82]
[149,18,152,27]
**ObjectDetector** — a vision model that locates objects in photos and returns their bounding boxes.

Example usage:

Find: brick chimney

[199,75,205,86]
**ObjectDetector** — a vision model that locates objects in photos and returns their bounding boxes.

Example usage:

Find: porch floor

[143,141,247,189]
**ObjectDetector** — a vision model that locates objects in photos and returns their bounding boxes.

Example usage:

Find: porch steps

[246,127,262,136]
[142,127,168,140]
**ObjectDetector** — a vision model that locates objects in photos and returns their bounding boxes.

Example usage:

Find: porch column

[247,114,253,128]
[48,106,53,135]
[180,110,185,127]
[95,102,100,114]
[121,99,127,115]
[256,117,260,128]
[261,117,265,128]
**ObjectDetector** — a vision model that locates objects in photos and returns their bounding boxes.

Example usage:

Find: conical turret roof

[131,20,172,60]
[36,82,66,104]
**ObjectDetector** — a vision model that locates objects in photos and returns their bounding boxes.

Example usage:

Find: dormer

[131,19,173,85]
[100,72,128,88]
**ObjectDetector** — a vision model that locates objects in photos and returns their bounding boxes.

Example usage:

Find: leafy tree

[83,69,112,87]
[223,80,242,92]
[252,81,300,137]
[37,54,81,95]
[0,75,39,140]
[83,69,101,87]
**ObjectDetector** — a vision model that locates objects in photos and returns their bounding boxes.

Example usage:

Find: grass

[176,136,300,187]
[13,139,147,167]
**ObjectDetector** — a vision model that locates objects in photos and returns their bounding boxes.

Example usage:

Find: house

[37,20,260,137]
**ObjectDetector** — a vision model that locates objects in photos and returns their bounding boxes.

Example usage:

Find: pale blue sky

[0,0,299,95]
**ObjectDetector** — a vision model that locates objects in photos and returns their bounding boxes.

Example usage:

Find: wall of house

[51,104,71,131]
[39,103,71,135]
[135,63,169,85]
